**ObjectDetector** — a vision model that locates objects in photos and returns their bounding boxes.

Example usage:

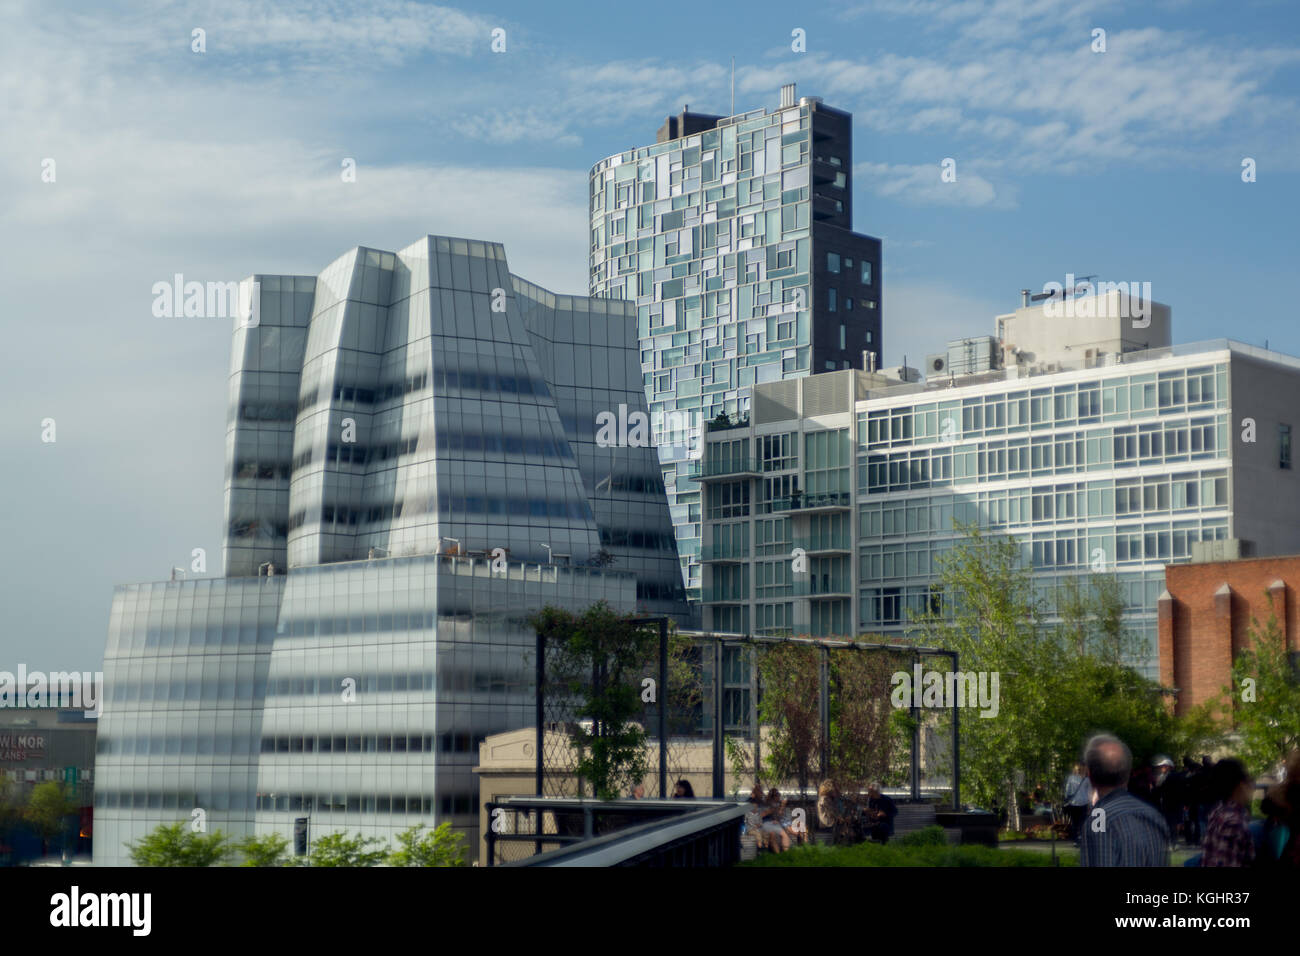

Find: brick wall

[1161,555,1300,716]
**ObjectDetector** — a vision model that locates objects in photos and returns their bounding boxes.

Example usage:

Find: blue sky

[2,0,1298,668]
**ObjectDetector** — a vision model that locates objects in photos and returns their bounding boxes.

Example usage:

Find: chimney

[780,83,796,108]
[862,350,877,373]
[1020,289,1030,307]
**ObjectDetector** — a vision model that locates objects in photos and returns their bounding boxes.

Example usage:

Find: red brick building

[1159,555,1300,716]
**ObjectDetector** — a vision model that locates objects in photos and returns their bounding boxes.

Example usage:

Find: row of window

[863,418,1227,493]
[93,789,477,817]
[861,367,1227,448]
[286,492,595,532]
[859,472,1230,537]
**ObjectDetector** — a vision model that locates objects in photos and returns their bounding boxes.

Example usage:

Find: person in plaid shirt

[1201,759,1255,867]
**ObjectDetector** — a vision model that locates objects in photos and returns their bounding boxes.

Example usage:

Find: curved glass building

[94,235,685,864]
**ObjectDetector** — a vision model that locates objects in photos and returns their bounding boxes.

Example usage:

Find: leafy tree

[23,782,76,856]
[1228,611,1300,775]
[910,524,1202,830]
[308,831,387,867]
[387,823,467,867]
[531,602,657,799]
[757,643,822,795]
[827,647,903,793]
[237,831,296,867]
[1057,573,1132,663]
[126,821,235,866]
[910,524,1060,830]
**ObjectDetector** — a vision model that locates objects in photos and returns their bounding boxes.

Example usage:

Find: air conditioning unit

[926,353,948,375]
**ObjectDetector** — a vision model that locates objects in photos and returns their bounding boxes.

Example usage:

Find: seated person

[864,783,898,844]
[744,784,768,850]
[818,780,853,844]
[761,787,792,853]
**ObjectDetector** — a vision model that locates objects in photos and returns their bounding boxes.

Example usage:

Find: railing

[488,797,747,867]
[793,538,852,554]
[697,457,762,479]
[704,415,751,433]
[768,492,852,512]
[699,545,749,562]
[699,587,748,603]
[793,578,853,597]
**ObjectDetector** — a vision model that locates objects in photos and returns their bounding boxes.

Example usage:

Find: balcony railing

[793,538,852,555]
[767,492,852,513]
[699,546,748,563]
[696,457,762,481]
[793,577,853,598]
[700,587,748,603]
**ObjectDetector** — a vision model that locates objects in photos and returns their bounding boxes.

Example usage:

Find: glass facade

[698,348,1295,679]
[589,96,882,598]
[95,234,686,865]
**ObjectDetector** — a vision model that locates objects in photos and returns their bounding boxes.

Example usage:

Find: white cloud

[855,161,1007,208]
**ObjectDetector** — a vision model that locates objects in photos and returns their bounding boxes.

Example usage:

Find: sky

[1,0,1298,669]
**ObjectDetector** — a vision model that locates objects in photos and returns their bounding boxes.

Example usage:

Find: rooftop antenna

[731,57,735,115]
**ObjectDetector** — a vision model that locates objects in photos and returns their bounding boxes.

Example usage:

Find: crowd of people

[1070,734,1299,867]
[737,781,897,853]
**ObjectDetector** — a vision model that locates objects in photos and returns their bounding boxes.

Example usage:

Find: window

[861,261,872,285]
[828,288,837,311]
[827,252,840,273]
[1281,424,1293,469]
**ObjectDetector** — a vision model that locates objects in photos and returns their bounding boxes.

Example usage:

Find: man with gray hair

[1079,734,1171,867]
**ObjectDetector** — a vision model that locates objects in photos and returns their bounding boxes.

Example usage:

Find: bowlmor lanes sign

[0,733,46,761]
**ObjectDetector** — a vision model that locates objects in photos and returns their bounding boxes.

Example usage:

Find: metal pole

[910,653,921,802]
[712,639,725,797]
[535,632,544,797]
[749,643,759,787]
[659,618,668,799]
[950,650,960,811]
[535,631,544,855]
[819,646,830,785]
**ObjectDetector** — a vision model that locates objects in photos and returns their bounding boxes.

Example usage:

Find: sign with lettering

[0,733,46,761]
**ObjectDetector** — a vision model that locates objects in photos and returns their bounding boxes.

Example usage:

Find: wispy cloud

[855,161,1008,208]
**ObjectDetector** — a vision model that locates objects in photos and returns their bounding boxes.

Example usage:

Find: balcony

[793,539,852,556]
[778,491,852,514]
[696,457,762,482]
[700,587,748,604]
[699,545,749,563]
[793,577,853,599]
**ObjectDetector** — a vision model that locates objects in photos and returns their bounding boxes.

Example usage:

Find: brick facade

[1160,556,1300,716]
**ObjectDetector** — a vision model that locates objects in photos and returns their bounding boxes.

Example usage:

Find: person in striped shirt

[1079,734,1171,867]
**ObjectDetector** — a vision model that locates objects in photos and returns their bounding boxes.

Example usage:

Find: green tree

[910,524,1060,830]
[911,524,1196,830]
[531,602,658,799]
[827,647,904,794]
[1057,572,1132,663]
[23,782,76,857]
[387,822,467,867]
[125,821,235,866]
[1229,611,1300,775]
[237,831,296,867]
[308,831,388,867]
[757,643,822,794]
